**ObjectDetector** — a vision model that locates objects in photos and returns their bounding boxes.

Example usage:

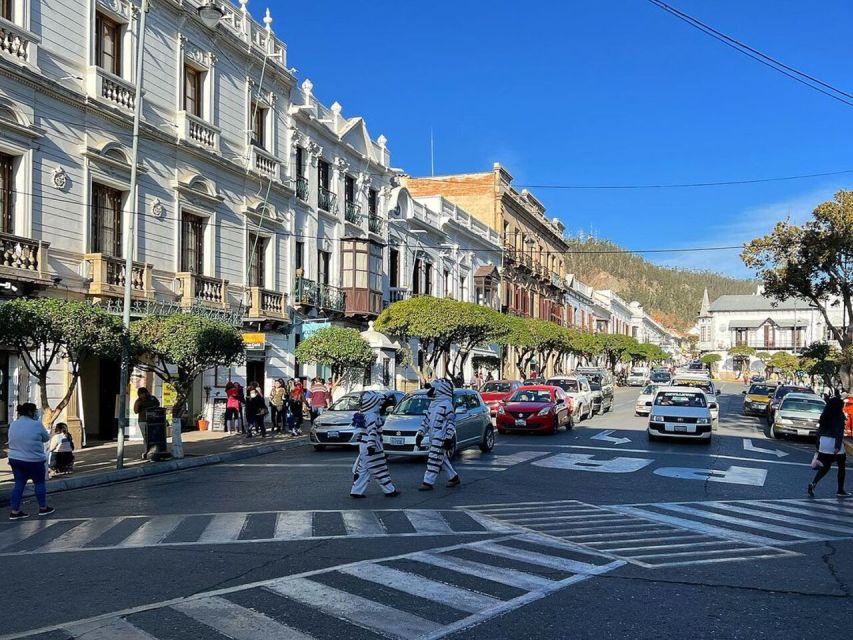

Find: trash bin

[141,407,170,461]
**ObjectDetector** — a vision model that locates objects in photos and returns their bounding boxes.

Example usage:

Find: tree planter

[197,419,209,431]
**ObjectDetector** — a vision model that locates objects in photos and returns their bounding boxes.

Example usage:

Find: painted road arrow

[743,439,788,458]
[591,430,631,445]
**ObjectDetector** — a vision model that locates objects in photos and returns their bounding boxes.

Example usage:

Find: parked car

[649,370,673,385]
[575,368,614,414]
[479,379,522,424]
[742,382,777,416]
[381,388,494,457]
[771,392,824,439]
[544,375,594,421]
[671,374,720,427]
[523,377,546,386]
[496,385,573,434]
[634,383,660,416]
[647,386,713,443]
[627,367,649,386]
[750,375,766,383]
[309,390,404,451]
[767,385,815,422]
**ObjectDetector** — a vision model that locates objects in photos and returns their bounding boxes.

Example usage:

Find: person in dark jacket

[244,386,267,438]
[809,395,849,497]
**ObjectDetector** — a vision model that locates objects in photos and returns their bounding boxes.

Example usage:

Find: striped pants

[423,439,457,486]
[351,444,396,495]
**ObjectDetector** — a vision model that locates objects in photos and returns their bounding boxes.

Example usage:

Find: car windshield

[650,372,671,382]
[393,395,432,415]
[674,379,712,394]
[630,369,646,376]
[589,382,602,391]
[748,384,773,396]
[641,384,659,395]
[547,379,579,392]
[780,398,824,414]
[481,382,511,393]
[777,386,813,399]
[328,395,361,411]
[654,392,707,408]
[510,390,552,403]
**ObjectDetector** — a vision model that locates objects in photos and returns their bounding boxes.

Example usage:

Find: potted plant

[196,413,209,431]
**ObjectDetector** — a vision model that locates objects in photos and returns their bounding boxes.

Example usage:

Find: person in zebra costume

[350,391,400,498]
[416,379,461,490]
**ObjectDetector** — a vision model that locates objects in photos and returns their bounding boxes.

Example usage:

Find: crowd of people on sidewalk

[224,376,331,439]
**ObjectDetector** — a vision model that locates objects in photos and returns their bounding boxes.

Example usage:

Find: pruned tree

[742,190,853,388]
[499,317,564,377]
[0,298,125,426]
[294,326,376,390]
[728,345,756,374]
[446,304,511,378]
[700,353,722,375]
[767,351,800,381]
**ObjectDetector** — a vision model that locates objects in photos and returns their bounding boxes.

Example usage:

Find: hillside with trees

[563,236,755,334]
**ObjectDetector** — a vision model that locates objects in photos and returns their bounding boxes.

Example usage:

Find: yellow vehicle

[742,382,778,416]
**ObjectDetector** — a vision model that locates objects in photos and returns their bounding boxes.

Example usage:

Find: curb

[0,437,309,506]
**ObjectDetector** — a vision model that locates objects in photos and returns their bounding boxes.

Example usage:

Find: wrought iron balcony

[368,215,383,234]
[175,272,229,309]
[503,244,517,263]
[296,176,309,201]
[0,232,50,285]
[246,287,289,322]
[345,200,361,224]
[318,186,337,213]
[85,253,153,300]
[318,282,346,312]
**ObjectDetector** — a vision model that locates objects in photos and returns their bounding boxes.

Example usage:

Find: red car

[479,380,522,422]
[496,385,573,434]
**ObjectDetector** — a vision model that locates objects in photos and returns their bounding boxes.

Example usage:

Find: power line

[647,0,853,109]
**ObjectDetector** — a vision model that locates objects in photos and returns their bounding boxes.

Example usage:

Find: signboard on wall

[301,321,331,339]
[242,332,266,351]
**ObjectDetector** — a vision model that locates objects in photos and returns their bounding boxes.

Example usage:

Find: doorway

[247,359,266,394]
[97,357,121,440]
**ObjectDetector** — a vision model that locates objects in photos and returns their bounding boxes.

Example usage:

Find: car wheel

[576,404,584,422]
[604,401,612,413]
[769,423,779,439]
[313,445,327,452]
[552,416,560,434]
[586,404,593,420]
[567,413,574,430]
[479,426,495,452]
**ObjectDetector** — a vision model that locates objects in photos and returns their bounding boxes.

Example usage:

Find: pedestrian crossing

[460,500,799,568]
[16,534,624,640]
[0,509,513,556]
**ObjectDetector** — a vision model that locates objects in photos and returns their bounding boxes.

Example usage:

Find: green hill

[563,237,755,334]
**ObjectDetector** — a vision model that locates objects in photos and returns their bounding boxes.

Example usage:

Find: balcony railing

[503,244,517,263]
[251,146,279,180]
[296,176,309,201]
[389,287,410,303]
[85,253,152,300]
[175,272,229,309]
[0,18,38,66]
[178,112,220,152]
[550,272,564,289]
[345,201,361,224]
[318,282,346,312]
[87,66,135,111]
[293,277,317,306]
[318,186,337,213]
[368,215,383,234]
[246,287,289,322]
[0,232,49,284]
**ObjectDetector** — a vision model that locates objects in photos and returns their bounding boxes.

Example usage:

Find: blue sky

[259,0,853,279]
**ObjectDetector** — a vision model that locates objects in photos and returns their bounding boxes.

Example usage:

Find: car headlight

[498,406,505,415]
[651,415,665,423]
[696,417,710,425]
[538,407,552,416]
[776,417,793,426]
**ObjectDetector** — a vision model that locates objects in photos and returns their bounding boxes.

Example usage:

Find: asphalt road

[1,384,850,639]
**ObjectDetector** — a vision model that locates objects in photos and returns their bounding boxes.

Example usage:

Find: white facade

[593,290,634,336]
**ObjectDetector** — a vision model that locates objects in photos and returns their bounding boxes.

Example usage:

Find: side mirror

[455,406,465,414]
[742,390,747,395]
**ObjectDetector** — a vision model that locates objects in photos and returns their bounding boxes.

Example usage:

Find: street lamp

[197,2,224,29]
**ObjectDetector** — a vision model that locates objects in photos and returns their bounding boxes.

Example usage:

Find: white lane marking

[743,440,788,457]
[497,514,623,525]
[218,463,354,468]
[409,552,554,590]
[337,563,501,614]
[601,539,727,553]
[743,501,853,524]
[404,510,453,534]
[274,511,314,539]
[703,502,853,535]
[532,454,653,473]
[653,466,767,487]
[118,516,183,548]
[197,513,249,544]
[174,596,316,640]
[267,577,443,639]
[459,451,549,467]
[458,499,591,509]
[591,430,631,445]
[496,443,811,468]
[341,510,385,536]
[36,519,123,552]
[650,504,830,541]
[586,534,708,547]
[627,547,784,561]
[471,541,601,574]
[64,617,158,640]
[564,529,690,542]
[0,520,56,550]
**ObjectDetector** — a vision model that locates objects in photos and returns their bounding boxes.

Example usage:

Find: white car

[626,367,649,386]
[544,376,595,421]
[634,383,660,416]
[671,374,720,427]
[648,386,713,443]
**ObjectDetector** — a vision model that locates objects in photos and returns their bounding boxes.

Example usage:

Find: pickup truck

[545,376,595,421]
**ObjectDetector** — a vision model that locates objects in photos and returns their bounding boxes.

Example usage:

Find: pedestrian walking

[224,382,241,434]
[415,379,461,491]
[245,386,267,438]
[809,395,850,497]
[268,378,286,433]
[288,379,306,436]
[235,382,247,434]
[309,377,329,423]
[47,423,74,476]
[7,403,54,520]
[350,390,399,498]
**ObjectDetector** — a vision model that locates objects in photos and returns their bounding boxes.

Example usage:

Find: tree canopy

[294,326,375,386]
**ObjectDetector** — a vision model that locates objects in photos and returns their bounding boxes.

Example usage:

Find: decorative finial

[301,78,313,96]
[331,101,342,116]
[264,8,272,31]
[239,0,248,12]
[377,134,387,148]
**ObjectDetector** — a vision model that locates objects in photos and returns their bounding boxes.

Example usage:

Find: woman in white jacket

[416,379,461,490]
[350,391,400,498]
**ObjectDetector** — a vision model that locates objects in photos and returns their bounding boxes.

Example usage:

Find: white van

[627,367,649,386]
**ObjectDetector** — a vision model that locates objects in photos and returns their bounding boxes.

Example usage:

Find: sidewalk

[0,429,309,504]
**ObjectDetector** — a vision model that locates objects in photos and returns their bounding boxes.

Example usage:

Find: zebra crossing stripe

[64,617,158,640]
[403,510,453,534]
[704,502,853,535]
[0,519,55,549]
[118,516,183,547]
[173,596,317,640]
[337,563,502,614]
[274,510,313,539]
[267,577,444,639]
[37,518,123,552]
[747,501,853,524]
[341,510,385,536]
[408,551,554,590]
[197,513,249,544]
[471,541,603,574]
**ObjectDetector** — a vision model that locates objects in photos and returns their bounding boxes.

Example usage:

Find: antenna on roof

[430,127,435,177]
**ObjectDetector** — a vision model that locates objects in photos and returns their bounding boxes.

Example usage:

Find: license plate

[389,437,406,446]
[327,430,340,439]
[673,425,688,433]
[515,419,526,426]
[797,429,811,436]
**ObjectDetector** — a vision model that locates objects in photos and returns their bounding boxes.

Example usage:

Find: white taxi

[648,386,713,443]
